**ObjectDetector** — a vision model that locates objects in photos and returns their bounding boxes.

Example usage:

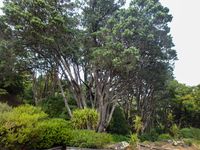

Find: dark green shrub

[69,130,113,148]
[39,95,69,119]
[180,128,200,140]
[107,107,130,135]
[139,129,159,142]
[0,105,48,150]
[158,134,172,141]
[111,134,130,142]
[71,108,99,130]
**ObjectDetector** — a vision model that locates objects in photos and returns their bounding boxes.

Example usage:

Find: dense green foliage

[39,95,69,119]
[0,105,48,149]
[108,107,130,135]
[180,128,200,140]
[69,130,113,148]
[71,108,99,130]
[158,134,172,141]
[0,104,116,149]
[0,0,200,148]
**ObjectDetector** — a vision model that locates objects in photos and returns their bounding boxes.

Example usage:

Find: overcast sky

[0,0,200,86]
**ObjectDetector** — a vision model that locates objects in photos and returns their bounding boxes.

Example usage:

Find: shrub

[139,129,159,142]
[0,105,48,149]
[158,134,172,141]
[71,108,99,130]
[0,102,12,113]
[130,133,139,149]
[107,107,130,135]
[39,95,70,119]
[111,134,130,142]
[34,118,73,149]
[184,139,192,146]
[170,124,180,138]
[69,130,113,148]
[133,115,142,134]
[180,128,200,140]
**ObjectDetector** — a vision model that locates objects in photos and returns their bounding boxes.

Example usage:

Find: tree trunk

[58,78,72,118]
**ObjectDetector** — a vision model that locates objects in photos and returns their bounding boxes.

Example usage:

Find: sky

[0,0,200,86]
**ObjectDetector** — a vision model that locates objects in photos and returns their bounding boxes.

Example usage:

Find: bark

[32,71,38,105]
[58,78,72,118]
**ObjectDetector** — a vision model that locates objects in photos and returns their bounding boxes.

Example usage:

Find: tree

[0,0,82,116]
[123,0,176,133]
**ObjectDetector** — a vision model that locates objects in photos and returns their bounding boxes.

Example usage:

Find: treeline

[0,0,199,135]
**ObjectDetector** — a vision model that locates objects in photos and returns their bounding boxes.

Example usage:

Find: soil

[137,142,199,150]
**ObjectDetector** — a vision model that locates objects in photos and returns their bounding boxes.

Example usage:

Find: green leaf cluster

[71,108,99,130]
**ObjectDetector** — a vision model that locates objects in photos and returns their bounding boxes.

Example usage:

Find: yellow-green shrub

[130,133,139,147]
[170,124,179,138]
[69,130,113,148]
[0,105,48,149]
[71,108,99,130]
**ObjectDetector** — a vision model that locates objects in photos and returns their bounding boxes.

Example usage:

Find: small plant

[184,139,192,146]
[170,124,180,138]
[130,133,139,149]
[133,115,143,134]
[71,108,99,130]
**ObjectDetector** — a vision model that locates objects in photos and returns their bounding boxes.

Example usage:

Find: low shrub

[39,95,70,119]
[111,134,130,142]
[0,102,12,113]
[170,124,180,138]
[69,130,113,148]
[180,128,200,140]
[71,108,99,130]
[0,105,115,149]
[107,107,130,135]
[184,139,193,146]
[158,133,172,141]
[130,133,139,146]
[139,129,159,142]
[34,118,73,149]
[0,105,48,150]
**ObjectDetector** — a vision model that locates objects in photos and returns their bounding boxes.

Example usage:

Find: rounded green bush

[71,108,99,130]
[180,128,200,140]
[34,118,73,149]
[158,134,172,141]
[0,105,48,149]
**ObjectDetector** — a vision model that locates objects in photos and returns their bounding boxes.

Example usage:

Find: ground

[137,141,200,150]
